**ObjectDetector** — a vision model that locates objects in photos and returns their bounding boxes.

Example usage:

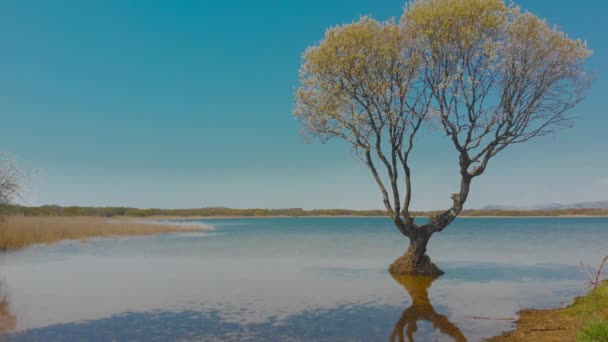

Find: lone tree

[0,158,21,222]
[295,0,591,275]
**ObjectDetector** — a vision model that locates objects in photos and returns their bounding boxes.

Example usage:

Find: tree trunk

[389,231,444,276]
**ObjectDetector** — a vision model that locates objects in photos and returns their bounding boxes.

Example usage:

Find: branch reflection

[390,274,466,342]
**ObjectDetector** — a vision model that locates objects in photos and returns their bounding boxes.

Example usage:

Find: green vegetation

[3,205,388,218]
[490,281,608,341]
[568,283,608,318]
[571,283,608,342]
[2,205,607,218]
[578,321,608,342]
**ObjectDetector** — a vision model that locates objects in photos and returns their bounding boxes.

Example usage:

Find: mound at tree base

[388,254,445,276]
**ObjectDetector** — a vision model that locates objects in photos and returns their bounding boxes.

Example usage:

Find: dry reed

[0,216,206,251]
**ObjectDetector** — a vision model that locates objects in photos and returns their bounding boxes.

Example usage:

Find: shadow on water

[5,274,467,341]
[390,274,466,342]
[1,272,471,341]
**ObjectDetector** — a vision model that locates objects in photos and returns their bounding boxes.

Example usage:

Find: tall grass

[577,321,608,342]
[575,257,608,341]
[0,216,206,251]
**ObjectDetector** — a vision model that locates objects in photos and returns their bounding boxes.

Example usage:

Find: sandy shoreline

[488,281,608,341]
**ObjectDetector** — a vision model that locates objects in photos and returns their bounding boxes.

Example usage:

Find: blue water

[0,217,607,341]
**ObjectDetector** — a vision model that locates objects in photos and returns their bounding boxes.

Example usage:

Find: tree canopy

[295,0,591,240]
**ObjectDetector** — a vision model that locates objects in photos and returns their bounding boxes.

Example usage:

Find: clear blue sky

[1,0,606,210]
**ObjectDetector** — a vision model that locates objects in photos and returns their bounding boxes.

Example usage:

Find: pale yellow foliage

[296,0,591,148]
[507,11,591,70]
[295,17,423,145]
[294,0,591,227]
[402,0,509,53]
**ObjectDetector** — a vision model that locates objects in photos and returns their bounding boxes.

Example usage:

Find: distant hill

[481,201,608,211]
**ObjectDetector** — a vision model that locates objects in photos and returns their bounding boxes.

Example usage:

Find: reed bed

[0,216,206,251]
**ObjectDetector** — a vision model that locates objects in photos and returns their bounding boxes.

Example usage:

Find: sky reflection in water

[0,217,606,341]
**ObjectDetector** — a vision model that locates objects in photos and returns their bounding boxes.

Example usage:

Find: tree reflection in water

[390,274,466,342]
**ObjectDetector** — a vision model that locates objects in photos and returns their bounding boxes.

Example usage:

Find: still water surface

[0,217,607,341]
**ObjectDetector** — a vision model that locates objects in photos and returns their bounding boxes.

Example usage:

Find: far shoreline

[149,214,608,220]
[7,205,608,220]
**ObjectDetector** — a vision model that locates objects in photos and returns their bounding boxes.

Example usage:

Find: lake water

[0,217,607,341]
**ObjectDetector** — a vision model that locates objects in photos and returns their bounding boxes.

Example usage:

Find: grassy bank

[488,282,608,341]
[0,216,206,251]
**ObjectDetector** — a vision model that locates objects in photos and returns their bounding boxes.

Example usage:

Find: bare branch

[403,0,592,233]
[295,17,429,237]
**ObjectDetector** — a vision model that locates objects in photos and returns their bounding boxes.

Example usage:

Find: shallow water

[0,217,607,341]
